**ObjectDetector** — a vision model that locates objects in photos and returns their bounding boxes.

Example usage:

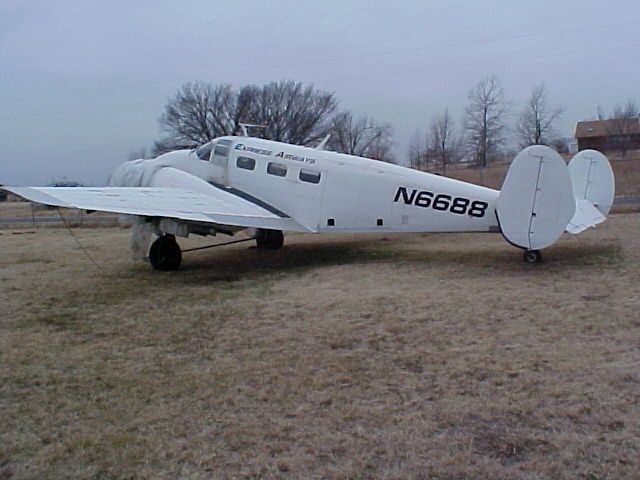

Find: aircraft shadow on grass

[169,237,621,284]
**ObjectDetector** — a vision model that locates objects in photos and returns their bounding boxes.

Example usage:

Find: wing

[3,186,314,233]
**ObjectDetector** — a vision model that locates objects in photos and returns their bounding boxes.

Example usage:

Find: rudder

[497,146,575,250]
[568,149,615,216]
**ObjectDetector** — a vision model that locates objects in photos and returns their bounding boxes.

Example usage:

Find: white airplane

[4,134,614,270]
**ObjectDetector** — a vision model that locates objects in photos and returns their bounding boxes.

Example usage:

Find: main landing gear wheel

[149,234,182,271]
[255,229,284,250]
[523,249,542,264]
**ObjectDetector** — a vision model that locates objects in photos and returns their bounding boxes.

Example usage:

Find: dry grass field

[1,215,639,479]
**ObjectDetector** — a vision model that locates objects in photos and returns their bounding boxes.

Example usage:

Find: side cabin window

[195,143,213,161]
[236,156,256,170]
[267,162,287,177]
[299,168,321,184]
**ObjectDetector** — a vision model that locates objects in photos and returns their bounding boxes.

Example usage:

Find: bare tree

[154,80,339,154]
[408,129,425,170]
[516,84,564,148]
[613,100,639,118]
[426,109,462,174]
[328,112,395,162]
[155,82,238,153]
[241,80,338,145]
[364,133,395,163]
[550,138,570,154]
[607,99,640,158]
[464,76,508,167]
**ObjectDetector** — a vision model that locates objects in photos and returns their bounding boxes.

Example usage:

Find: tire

[149,235,182,271]
[523,249,542,264]
[255,229,284,250]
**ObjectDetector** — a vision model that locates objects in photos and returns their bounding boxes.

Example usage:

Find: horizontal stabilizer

[566,199,606,234]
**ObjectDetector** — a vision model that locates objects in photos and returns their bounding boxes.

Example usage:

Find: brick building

[575,118,640,152]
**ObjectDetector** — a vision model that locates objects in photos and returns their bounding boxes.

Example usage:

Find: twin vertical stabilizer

[496,146,615,251]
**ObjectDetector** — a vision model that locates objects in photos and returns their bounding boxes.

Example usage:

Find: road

[614,195,640,205]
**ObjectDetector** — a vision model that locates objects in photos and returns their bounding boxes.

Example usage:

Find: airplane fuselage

[117,136,500,234]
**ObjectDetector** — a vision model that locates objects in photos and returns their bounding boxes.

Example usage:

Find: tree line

[410,78,639,172]
[408,77,566,172]
[144,77,638,169]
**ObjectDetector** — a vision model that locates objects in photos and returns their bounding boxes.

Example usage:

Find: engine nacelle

[109,150,191,187]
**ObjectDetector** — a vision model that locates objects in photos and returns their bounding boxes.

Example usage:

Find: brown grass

[1,216,639,479]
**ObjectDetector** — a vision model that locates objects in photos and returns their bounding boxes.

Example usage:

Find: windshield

[194,142,213,161]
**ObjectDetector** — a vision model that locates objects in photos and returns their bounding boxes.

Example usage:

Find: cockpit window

[214,144,229,157]
[195,143,213,161]
[214,139,233,157]
[212,139,232,166]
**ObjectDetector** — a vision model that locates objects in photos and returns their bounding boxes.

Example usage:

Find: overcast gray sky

[1,0,639,185]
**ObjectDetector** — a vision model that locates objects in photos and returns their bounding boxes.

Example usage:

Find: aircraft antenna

[238,123,266,137]
[56,207,107,275]
[316,134,331,150]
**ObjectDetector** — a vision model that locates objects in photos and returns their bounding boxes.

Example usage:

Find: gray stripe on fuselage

[208,182,290,218]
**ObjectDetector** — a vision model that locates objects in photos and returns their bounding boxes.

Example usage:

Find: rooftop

[575,118,640,138]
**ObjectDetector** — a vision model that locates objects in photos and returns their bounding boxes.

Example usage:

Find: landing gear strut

[523,249,542,264]
[149,234,182,271]
[255,229,284,250]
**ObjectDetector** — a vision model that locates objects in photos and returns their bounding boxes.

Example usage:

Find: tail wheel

[523,249,542,264]
[149,235,182,271]
[255,229,284,250]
